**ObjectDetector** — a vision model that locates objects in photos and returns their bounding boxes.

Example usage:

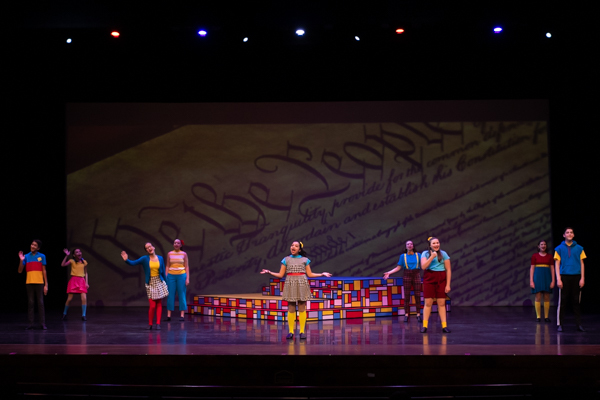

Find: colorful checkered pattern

[189,276,450,321]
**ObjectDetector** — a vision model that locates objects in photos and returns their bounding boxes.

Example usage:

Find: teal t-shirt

[422,250,449,271]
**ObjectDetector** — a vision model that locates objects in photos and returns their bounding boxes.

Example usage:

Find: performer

[261,241,331,340]
[165,239,189,322]
[420,237,451,333]
[121,242,168,330]
[61,248,89,321]
[529,240,554,322]
[554,227,586,332]
[383,240,423,322]
[18,239,48,330]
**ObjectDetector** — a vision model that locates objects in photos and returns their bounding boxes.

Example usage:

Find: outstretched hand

[383,272,391,280]
[322,272,332,277]
[120,251,128,261]
[63,248,70,256]
[18,251,25,261]
[260,269,271,274]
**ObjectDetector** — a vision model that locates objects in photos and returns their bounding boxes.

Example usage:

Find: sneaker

[286,333,294,340]
[299,333,307,340]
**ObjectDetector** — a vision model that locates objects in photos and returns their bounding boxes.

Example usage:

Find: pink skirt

[67,276,88,293]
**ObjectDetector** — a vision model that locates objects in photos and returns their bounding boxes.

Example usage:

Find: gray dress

[281,256,313,302]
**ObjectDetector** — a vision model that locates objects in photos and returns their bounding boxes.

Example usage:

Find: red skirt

[67,276,88,293]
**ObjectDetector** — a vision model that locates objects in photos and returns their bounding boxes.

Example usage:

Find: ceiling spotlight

[493,27,503,33]
[395,28,405,34]
[546,32,552,38]
[243,37,249,42]
[197,30,207,37]
[111,31,120,38]
[66,38,72,44]
[295,29,305,36]
[354,36,360,41]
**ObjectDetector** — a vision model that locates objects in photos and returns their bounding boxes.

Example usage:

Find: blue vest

[555,240,583,275]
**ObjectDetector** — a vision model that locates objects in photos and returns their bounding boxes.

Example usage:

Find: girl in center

[121,242,168,330]
[530,240,555,322]
[420,237,451,333]
[261,241,332,340]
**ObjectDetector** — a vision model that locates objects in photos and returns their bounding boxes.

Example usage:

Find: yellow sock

[544,301,550,319]
[298,311,307,334]
[287,310,296,334]
[423,320,428,328]
[534,301,541,318]
[442,321,447,329]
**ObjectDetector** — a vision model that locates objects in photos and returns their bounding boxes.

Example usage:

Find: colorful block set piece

[189,276,450,321]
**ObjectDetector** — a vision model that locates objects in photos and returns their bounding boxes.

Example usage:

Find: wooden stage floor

[1,306,599,398]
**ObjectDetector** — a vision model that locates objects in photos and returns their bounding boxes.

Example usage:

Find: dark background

[4,2,595,312]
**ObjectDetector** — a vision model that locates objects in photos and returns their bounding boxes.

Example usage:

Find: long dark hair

[427,237,443,262]
[295,241,308,257]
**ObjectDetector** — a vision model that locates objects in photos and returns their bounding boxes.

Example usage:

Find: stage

[1,307,599,398]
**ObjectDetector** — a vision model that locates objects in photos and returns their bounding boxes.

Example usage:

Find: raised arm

[61,249,71,267]
[18,251,25,273]
[261,264,286,278]
[121,251,144,266]
[306,265,332,278]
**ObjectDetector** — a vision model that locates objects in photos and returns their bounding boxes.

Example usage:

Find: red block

[346,311,363,319]
[310,302,319,310]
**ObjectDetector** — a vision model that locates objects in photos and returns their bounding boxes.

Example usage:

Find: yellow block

[352,301,361,307]
[364,313,375,318]
[354,280,361,289]
[392,286,398,294]
[381,307,392,312]
[371,302,382,306]
[344,284,350,290]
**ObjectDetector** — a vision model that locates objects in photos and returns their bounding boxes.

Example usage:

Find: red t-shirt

[531,253,553,266]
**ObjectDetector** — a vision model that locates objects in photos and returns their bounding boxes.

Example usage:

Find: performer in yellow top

[61,248,89,321]
[165,239,189,321]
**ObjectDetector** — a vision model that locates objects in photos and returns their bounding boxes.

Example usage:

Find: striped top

[168,251,186,275]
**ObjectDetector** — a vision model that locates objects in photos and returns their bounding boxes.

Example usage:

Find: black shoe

[155,324,161,330]
[146,325,153,330]
[417,315,423,322]
[286,333,294,340]
[536,318,541,322]
[82,316,87,321]
[25,325,34,330]
[577,325,586,332]
[403,316,409,322]
[557,325,563,332]
[41,324,48,330]
[299,333,307,340]
[165,317,171,321]
[62,314,67,321]
[179,317,185,321]
[442,327,451,333]
[544,318,551,323]
[420,327,427,333]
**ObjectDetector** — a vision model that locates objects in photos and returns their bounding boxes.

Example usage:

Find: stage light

[66,38,72,44]
[546,32,552,38]
[243,37,249,42]
[395,28,405,34]
[355,36,360,41]
[198,30,207,37]
[493,27,503,33]
[111,31,120,38]
[296,29,305,36]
